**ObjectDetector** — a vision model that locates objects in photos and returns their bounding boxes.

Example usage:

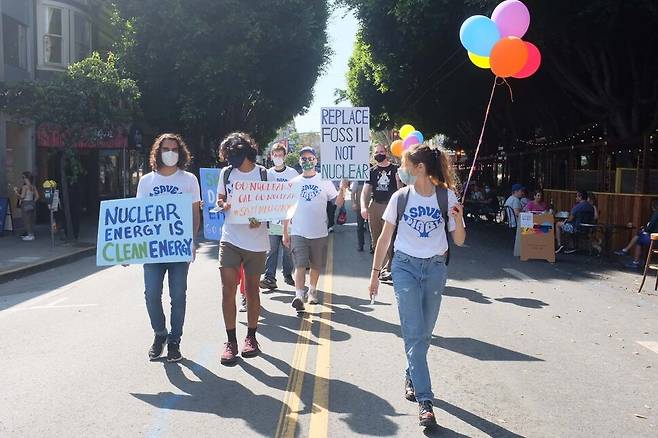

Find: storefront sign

[226,180,301,225]
[199,168,224,240]
[37,125,128,149]
[320,107,370,181]
[520,213,555,263]
[96,195,194,266]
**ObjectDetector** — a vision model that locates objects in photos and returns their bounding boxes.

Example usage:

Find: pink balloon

[492,0,530,38]
[403,135,420,149]
[513,42,541,79]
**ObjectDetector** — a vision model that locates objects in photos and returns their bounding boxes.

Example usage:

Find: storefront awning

[37,125,128,149]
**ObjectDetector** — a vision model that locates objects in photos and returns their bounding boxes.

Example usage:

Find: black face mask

[228,151,247,168]
[374,153,386,163]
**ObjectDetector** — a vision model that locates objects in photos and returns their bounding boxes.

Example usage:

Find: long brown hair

[149,133,192,171]
[403,144,457,189]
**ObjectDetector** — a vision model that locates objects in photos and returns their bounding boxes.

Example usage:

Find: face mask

[162,151,179,167]
[273,156,285,167]
[374,153,386,163]
[301,160,315,171]
[228,151,247,168]
[398,167,416,186]
[485,188,491,193]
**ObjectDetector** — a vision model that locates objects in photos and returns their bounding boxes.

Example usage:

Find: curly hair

[402,144,457,190]
[149,133,192,171]
[219,132,258,163]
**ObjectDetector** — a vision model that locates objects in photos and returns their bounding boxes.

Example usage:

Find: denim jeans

[264,234,293,281]
[391,250,447,402]
[143,262,190,343]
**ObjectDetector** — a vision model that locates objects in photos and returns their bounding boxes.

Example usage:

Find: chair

[638,233,658,293]
[502,206,517,229]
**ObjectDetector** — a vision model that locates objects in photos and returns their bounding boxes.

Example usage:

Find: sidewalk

[0,221,97,285]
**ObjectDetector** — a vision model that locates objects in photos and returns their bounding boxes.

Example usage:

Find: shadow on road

[434,399,525,438]
[495,297,549,309]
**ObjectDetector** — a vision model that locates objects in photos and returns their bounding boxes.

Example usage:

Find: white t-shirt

[136,170,201,203]
[382,187,459,259]
[217,166,270,252]
[289,173,338,239]
[504,195,522,228]
[267,166,300,235]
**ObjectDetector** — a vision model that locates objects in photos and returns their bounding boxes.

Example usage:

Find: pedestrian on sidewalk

[361,144,401,281]
[351,180,367,252]
[14,171,39,241]
[260,142,299,291]
[283,147,346,312]
[368,144,465,429]
[216,132,270,365]
[136,134,201,363]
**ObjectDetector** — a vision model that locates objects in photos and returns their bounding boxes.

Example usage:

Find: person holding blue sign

[216,132,270,366]
[136,134,201,363]
[260,142,300,290]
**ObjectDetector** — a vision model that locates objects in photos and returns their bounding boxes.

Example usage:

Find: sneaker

[239,295,247,312]
[292,296,305,312]
[22,235,35,241]
[614,249,629,257]
[404,376,416,402]
[241,336,260,358]
[220,341,239,365]
[148,334,168,360]
[328,226,334,233]
[284,275,295,286]
[308,289,319,305]
[259,278,277,290]
[166,342,183,362]
[564,248,577,255]
[624,260,641,270]
[555,245,564,254]
[379,271,393,282]
[418,401,437,428]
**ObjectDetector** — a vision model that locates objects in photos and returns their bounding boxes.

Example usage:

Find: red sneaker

[241,336,261,358]
[220,342,239,365]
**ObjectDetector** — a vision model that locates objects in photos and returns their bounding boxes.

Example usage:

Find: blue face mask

[398,167,416,186]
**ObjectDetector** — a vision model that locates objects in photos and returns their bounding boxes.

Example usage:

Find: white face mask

[272,156,285,167]
[162,151,179,167]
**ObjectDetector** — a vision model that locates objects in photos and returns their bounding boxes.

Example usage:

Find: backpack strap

[259,166,267,181]
[395,186,412,226]
[222,166,233,193]
[436,187,451,265]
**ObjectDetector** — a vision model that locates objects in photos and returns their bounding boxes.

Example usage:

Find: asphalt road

[1,220,657,437]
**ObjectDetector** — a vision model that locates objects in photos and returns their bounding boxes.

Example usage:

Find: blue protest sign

[96,194,194,266]
[200,168,224,240]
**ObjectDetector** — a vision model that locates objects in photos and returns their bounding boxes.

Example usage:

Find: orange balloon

[490,36,528,78]
[391,140,404,158]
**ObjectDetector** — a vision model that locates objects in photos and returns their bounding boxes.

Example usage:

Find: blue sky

[294,6,358,133]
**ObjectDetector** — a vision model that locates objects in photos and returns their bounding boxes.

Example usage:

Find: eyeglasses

[300,157,315,162]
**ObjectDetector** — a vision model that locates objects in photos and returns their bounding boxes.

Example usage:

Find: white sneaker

[238,295,247,312]
[307,289,319,305]
[22,235,35,241]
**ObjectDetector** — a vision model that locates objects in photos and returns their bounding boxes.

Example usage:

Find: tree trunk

[59,151,74,242]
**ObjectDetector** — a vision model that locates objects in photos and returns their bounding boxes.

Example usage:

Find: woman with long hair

[14,171,40,241]
[368,143,466,428]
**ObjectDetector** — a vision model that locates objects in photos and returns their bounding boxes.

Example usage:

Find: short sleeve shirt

[366,164,398,203]
[289,174,339,239]
[136,170,201,203]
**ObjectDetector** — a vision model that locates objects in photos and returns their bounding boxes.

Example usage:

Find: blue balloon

[459,15,501,57]
[410,131,424,143]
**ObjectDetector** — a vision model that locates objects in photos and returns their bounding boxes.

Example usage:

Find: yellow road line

[308,236,334,437]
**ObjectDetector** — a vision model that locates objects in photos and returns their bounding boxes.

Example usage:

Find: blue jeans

[143,262,190,343]
[391,251,447,402]
[264,234,293,280]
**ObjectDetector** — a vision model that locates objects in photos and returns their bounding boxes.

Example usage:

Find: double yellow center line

[275,237,335,438]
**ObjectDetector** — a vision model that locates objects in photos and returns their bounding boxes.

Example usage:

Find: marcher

[136,134,201,362]
[615,199,658,269]
[555,190,595,254]
[283,147,346,312]
[361,144,401,281]
[368,144,465,428]
[14,171,39,241]
[351,180,367,252]
[216,132,270,365]
[260,142,299,290]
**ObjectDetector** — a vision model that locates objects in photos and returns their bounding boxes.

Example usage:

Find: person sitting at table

[470,183,484,201]
[555,189,596,254]
[504,184,524,228]
[520,188,530,211]
[615,199,658,269]
[523,189,548,213]
[482,184,500,221]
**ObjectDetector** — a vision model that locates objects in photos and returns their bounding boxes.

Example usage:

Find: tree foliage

[113,0,331,165]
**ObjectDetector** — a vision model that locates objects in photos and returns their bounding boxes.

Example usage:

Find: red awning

[37,125,128,149]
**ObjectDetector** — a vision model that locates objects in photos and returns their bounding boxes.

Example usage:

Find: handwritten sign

[520,213,555,263]
[200,168,224,240]
[519,212,534,229]
[96,194,194,266]
[320,107,370,181]
[226,180,301,225]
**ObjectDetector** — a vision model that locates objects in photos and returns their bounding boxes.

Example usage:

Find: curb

[0,246,96,286]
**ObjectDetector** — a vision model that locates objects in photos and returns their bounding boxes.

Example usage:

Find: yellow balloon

[468,51,490,69]
[399,124,415,140]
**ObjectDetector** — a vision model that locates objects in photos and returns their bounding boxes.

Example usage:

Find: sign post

[320,107,370,181]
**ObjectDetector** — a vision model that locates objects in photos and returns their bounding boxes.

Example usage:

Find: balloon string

[501,78,514,102]
[461,77,498,202]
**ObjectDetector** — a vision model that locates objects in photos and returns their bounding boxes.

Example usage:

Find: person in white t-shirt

[368,144,465,429]
[260,142,300,290]
[283,147,346,312]
[216,132,270,366]
[136,133,201,363]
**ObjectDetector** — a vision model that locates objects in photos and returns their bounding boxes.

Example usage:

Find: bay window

[37,1,93,69]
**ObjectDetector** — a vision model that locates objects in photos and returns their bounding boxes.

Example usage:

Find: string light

[515,123,601,146]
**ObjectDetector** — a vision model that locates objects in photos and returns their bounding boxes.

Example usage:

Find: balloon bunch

[391,124,424,158]
[459,0,540,78]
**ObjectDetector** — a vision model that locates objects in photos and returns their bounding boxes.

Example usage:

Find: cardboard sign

[199,168,224,240]
[226,180,301,225]
[96,194,194,266]
[320,107,370,181]
[520,213,555,263]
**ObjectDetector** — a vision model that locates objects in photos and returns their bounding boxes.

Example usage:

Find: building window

[73,12,92,62]
[37,1,93,69]
[3,15,28,70]
[43,6,64,65]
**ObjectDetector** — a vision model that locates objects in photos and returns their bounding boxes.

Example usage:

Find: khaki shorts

[218,242,267,276]
[291,236,328,271]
